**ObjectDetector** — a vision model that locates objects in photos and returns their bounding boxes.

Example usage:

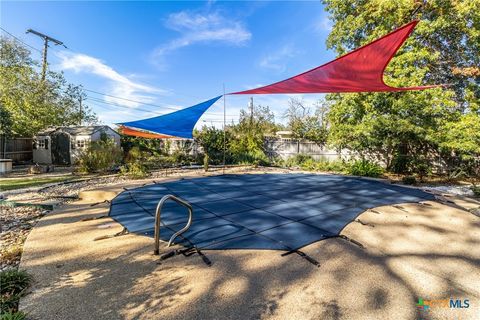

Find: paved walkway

[19,177,480,320]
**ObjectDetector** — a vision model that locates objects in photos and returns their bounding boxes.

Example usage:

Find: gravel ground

[0,206,47,271]
[1,175,130,271]
[423,184,476,197]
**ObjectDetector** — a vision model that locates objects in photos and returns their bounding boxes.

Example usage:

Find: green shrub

[78,139,122,173]
[203,154,209,172]
[323,160,349,173]
[410,156,432,181]
[120,146,148,179]
[471,184,480,197]
[402,175,417,185]
[0,270,31,296]
[0,311,26,320]
[0,270,31,313]
[347,160,384,177]
[285,154,313,167]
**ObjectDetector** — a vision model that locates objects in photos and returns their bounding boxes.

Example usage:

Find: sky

[1,1,336,129]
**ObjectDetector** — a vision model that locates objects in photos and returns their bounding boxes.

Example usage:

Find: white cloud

[152,11,251,58]
[259,44,298,73]
[56,51,165,107]
[315,16,333,32]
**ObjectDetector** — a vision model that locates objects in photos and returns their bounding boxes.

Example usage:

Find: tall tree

[0,37,97,137]
[284,98,330,145]
[323,0,479,173]
[230,104,277,163]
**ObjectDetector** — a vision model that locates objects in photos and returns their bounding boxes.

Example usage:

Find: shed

[33,126,120,165]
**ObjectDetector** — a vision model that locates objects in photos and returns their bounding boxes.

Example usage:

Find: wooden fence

[0,136,33,163]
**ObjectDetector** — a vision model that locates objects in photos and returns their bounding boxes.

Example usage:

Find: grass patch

[0,176,77,191]
[0,245,23,265]
[0,311,26,320]
[1,269,32,314]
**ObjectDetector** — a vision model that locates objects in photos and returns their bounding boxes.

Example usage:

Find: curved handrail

[153,194,193,255]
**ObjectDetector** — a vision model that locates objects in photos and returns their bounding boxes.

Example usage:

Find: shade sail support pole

[223,84,226,175]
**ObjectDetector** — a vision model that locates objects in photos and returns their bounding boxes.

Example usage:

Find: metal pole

[223,84,226,175]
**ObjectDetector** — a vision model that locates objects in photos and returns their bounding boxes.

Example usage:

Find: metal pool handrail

[153,194,193,255]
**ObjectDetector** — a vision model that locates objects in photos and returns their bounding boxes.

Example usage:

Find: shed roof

[37,125,115,136]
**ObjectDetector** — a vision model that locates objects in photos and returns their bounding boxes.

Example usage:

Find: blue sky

[1,1,335,128]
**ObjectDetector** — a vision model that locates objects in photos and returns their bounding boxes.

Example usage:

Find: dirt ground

[18,173,480,320]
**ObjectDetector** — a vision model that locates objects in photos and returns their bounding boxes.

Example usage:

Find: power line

[86,90,235,117]
[86,96,168,115]
[0,27,42,53]
[84,88,181,111]
[1,27,241,119]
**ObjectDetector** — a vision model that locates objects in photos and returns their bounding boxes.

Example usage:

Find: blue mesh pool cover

[109,173,435,251]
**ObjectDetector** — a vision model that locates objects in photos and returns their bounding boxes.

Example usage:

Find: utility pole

[249,97,254,125]
[79,96,83,126]
[26,29,66,81]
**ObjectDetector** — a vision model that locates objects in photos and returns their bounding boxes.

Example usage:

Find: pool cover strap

[281,249,321,267]
[160,247,212,267]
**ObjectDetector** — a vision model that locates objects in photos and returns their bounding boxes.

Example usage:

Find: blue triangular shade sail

[118,96,222,139]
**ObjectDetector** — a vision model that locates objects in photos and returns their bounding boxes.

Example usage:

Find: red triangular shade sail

[231,21,439,95]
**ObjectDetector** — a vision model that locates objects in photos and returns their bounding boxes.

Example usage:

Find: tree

[194,126,233,164]
[322,0,479,173]
[0,37,97,137]
[284,98,329,145]
[230,104,276,164]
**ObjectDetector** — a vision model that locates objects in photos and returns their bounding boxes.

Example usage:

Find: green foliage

[120,146,148,179]
[323,0,480,176]
[230,104,276,165]
[438,113,480,157]
[203,153,209,172]
[0,104,13,137]
[285,154,313,167]
[77,139,122,173]
[0,37,97,137]
[283,155,350,173]
[1,270,31,313]
[195,126,231,164]
[347,160,384,178]
[471,185,480,197]
[284,98,329,144]
[402,175,417,185]
[170,140,196,165]
[0,311,27,320]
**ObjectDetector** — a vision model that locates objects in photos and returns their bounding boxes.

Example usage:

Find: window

[38,139,45,149]
[76,139,86,148]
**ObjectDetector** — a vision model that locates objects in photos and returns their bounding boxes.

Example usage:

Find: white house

[33,126,120,165]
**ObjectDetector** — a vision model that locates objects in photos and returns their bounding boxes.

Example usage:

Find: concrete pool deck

[19,174,480,319]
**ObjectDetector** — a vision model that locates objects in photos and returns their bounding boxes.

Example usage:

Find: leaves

[322,0,479,174]
[0,37,97,137]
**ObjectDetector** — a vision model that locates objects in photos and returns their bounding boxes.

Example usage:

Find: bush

[285,154,313,167]
[203,154,209,172]
[347,160,384,177]
[78,139,122,173]
[1,270,31,313]
[120,146,148,179]
[402,175,417,185]
[471,184,480,197]
[410,156,432,181]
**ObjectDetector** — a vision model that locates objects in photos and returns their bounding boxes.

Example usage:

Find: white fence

[264,138,344,161]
